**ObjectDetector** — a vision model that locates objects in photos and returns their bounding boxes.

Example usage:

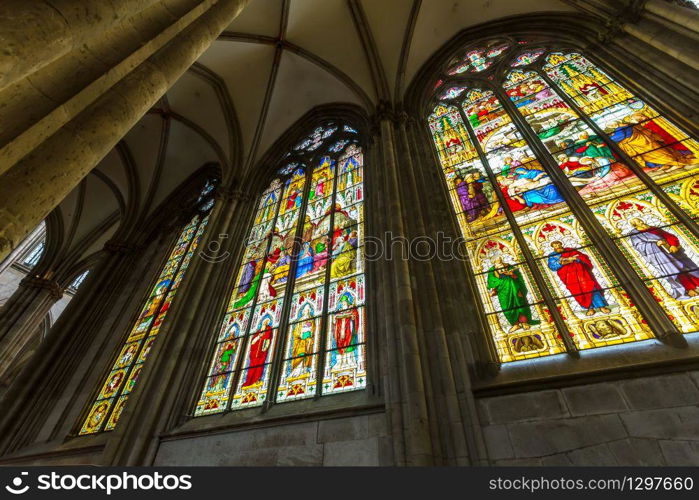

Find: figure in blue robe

[513,167,565,206]
[295,242,314,278]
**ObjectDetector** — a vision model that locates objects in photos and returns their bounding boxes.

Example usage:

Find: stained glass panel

[543,53,699,193]
[80,184,215,435]
[196,126,367,416]
[428,38,699,361]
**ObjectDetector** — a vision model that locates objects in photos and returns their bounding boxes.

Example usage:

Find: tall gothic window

[195,123,366,415]
[79,181,216,434]
[429,39,699,363]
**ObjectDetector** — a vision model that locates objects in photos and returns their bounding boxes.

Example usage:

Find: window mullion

[314,153,341,398]
[494,83,684,344]
[536,68,699,242]
[456,104,579,357]
[266,161,315,407]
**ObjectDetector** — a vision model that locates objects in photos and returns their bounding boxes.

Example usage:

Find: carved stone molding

[19,276,63,300]
[370,100,396,126]
[597,0,649,42]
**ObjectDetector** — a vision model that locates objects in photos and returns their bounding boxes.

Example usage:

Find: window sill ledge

[159,389,384,441]
[473,332,699,397]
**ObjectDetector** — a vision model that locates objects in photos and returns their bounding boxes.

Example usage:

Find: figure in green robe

[486,256,539,332]
[572,132,614,176]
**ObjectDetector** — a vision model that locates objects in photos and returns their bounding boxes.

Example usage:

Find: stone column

[0,239,141,454]
[569,0,699,80]
[0,276,62,383]
[408,113,494,464]
[623,1,699,72]
[0,0,250,262]
[0,0,160,91]
[372,108,434,466]
[394,112,481,465]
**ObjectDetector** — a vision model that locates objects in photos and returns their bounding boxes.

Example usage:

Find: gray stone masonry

[478,371,699,465]
[153,413,392,466]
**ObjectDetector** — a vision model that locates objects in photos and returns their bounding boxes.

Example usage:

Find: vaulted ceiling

[52,0,577,273]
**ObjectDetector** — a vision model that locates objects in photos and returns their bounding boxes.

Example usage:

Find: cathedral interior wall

[0,267,25,309]
[476,370,699,466]
[152,413,392,466]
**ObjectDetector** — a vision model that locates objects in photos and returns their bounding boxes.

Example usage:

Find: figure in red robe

[547,240,611,316]
[636,117,692,155]
[334,308,359,353]
[557,154,595,179]
[242,321,273,387]
[332,308,359,369]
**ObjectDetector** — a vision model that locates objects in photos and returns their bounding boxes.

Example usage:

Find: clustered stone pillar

[0,0,250,262]
[368,107,489,466]
[0,239,141,453]
[376,111,435,465]
[0,276,62,385]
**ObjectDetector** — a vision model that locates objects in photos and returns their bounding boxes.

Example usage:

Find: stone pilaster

[369,106,434,466]
[0,276,63,383]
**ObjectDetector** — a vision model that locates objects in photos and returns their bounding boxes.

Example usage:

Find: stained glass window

[429,41,699,363]
[195,122,366,415]
[68,270,89,292]
[79,181,216,435]
[22,241,45,268]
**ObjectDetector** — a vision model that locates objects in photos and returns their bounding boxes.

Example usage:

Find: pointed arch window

[68,270,90,293]
[79,180,217,435]
[195,123,366,415]
[429,39,699,363]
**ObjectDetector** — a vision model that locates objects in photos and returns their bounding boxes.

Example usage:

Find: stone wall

[0,267,24,308]
[153,413,393,466]
[477,371,699,465]
[47,294,72,327]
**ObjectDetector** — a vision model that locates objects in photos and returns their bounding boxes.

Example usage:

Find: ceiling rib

[190,61,243,178]
[61,179,87,261]
[347,0,390,102]
[217,31,374,109]
[395,0,422,103]
[114,140,142,236]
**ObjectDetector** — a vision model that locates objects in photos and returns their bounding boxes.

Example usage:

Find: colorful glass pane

[439,86,467,100]
[446,41,511,75]
[500,52,699,334]
[543,53,699,192]
[427,40,699,361]
[196,131,366,415]
[80,184,214,434]
[511,49,545,67]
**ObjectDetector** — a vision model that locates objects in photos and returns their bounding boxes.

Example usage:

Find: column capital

[395,110,419,126]
[598,0,648,42]
[371,100,396,125]
[19,276,63,299]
